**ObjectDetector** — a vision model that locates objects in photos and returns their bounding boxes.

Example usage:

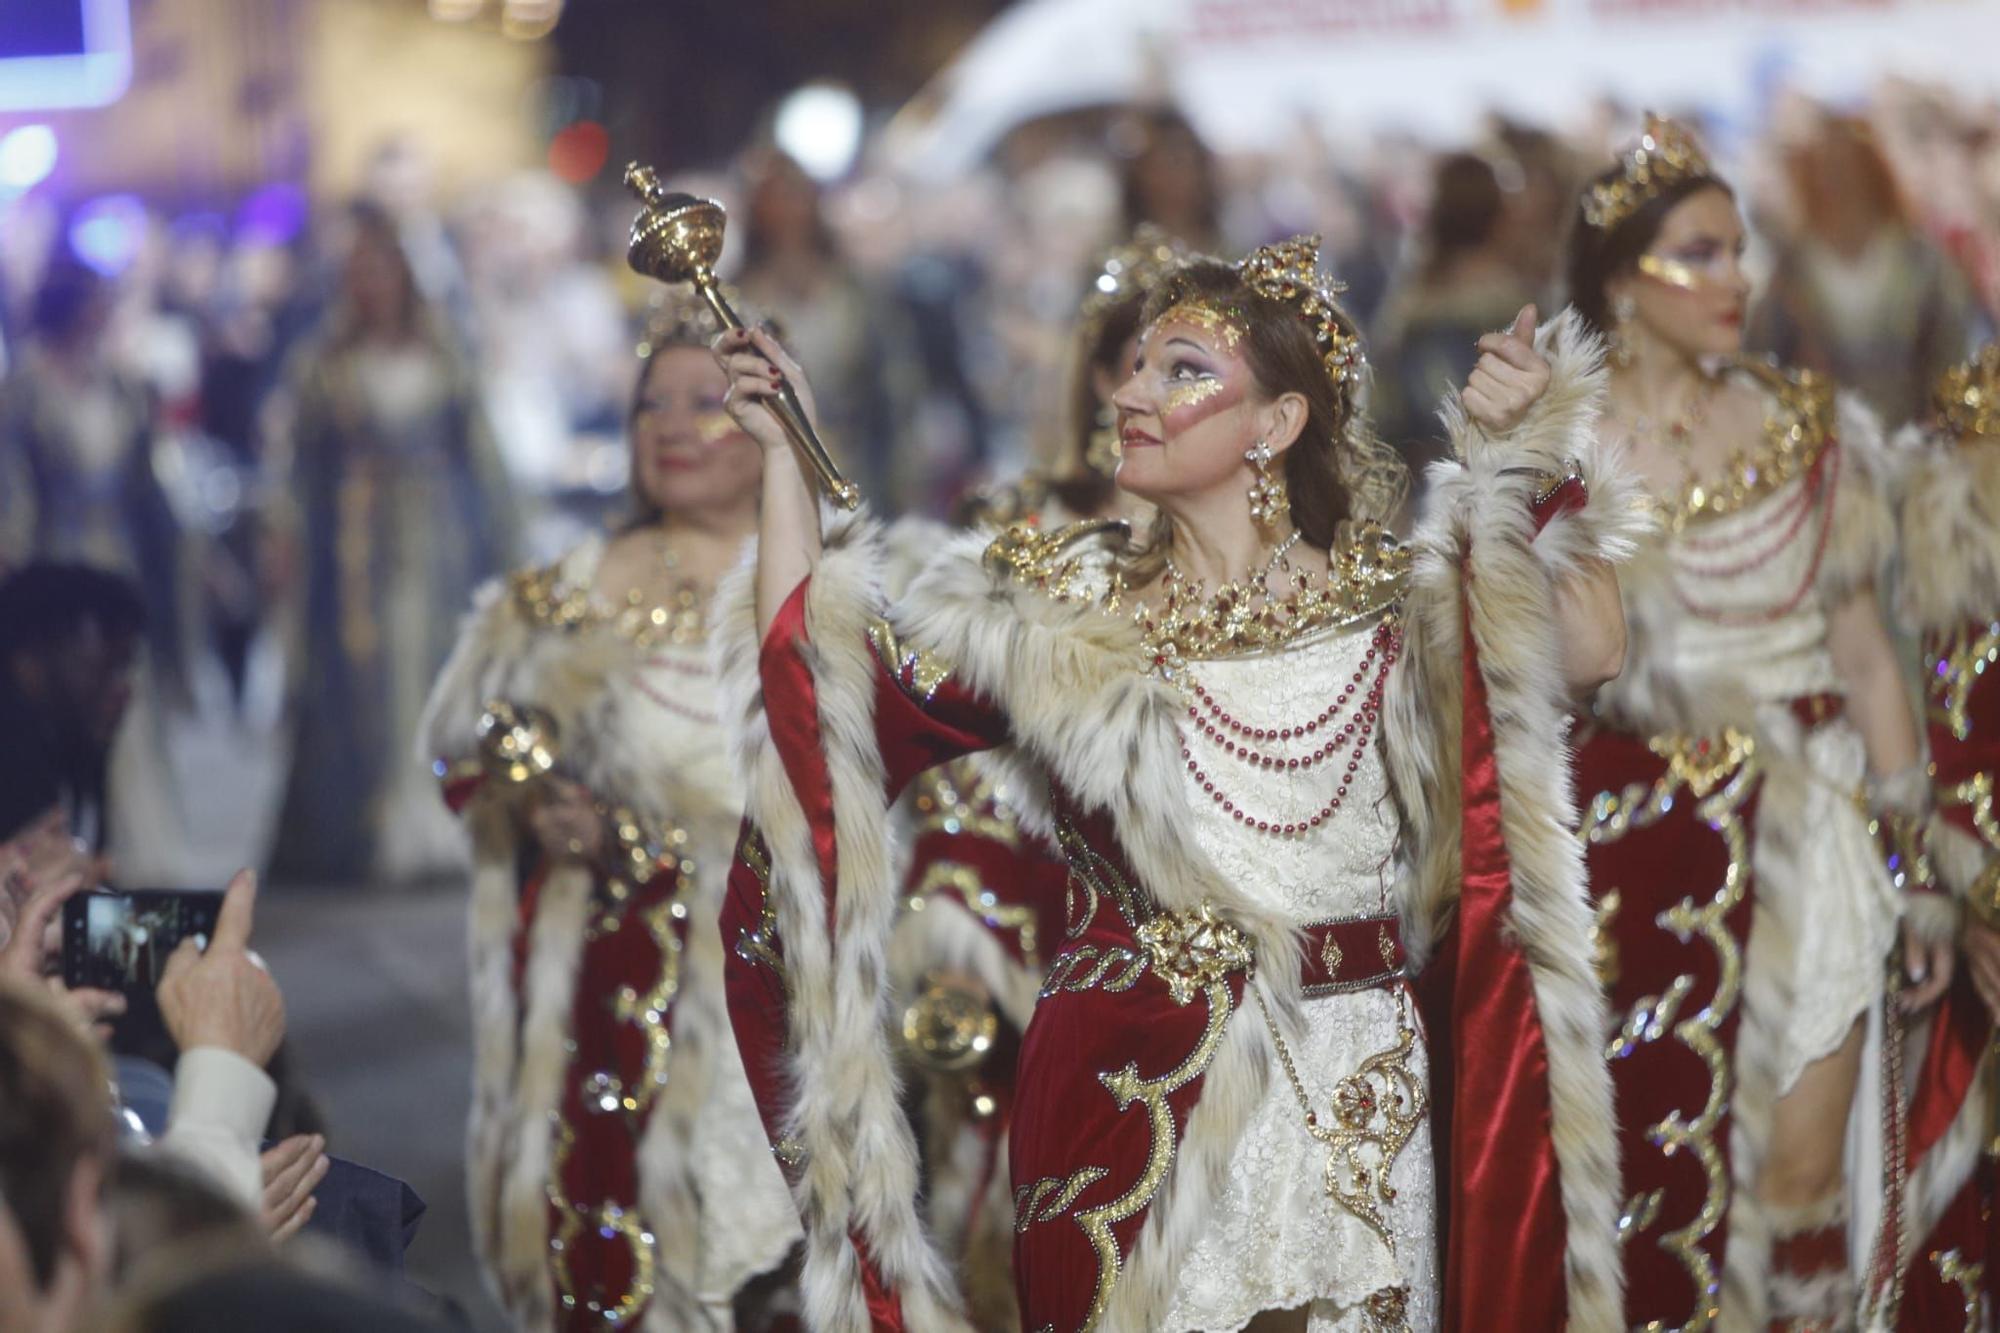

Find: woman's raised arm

[715,325,824,636]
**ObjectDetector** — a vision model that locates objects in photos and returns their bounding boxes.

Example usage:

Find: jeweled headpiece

[1934,344,2000,441]
[1583,114,1714,233]
[635,283,768,358]
[1079,225,1186,346]
[1238,234,1367,396]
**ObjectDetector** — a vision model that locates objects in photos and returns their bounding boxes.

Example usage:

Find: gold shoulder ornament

[1660,360,1834,532]
[981,518,1133,606]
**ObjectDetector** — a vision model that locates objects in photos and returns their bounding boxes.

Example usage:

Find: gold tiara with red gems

[1238,234,1366,396]
[1583,114,1714,233]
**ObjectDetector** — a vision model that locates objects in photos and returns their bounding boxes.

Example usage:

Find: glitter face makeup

[694,409,741,445]
[1164,377,1226,413]
[1157,300,1245,350]
[1636,253,1704,292]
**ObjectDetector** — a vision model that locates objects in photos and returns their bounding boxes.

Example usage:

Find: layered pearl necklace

[1156,532,1403,838]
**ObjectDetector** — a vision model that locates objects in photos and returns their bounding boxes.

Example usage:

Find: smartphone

[61,889,222,994]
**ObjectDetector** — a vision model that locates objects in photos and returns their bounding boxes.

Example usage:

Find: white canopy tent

[885,0,2000,178]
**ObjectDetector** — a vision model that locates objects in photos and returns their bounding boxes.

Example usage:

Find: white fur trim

[1390,308,1635,1332]
[1893,427,2000,635]
[428,544,796,1323]
[714,517,972,1333]
[1817,394,1898,608]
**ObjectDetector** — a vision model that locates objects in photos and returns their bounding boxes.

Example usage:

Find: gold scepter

[623,162,861,510]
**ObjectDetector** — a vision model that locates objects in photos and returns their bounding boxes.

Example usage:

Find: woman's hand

[1462,305,1551,436]
[260,1133,329,1242]
[1899,921,1955,1014]
[714,327,822,458]
[522,779,608,868]
[1966,919,2000,1021]
[717,325,829,636]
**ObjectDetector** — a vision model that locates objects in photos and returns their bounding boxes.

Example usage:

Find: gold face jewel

[1584,113,1715,233]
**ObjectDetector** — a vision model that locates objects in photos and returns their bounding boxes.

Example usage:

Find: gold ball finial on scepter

[620,160,861,510]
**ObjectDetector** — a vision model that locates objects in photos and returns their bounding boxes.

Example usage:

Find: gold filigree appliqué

[1584,731,1759,1332]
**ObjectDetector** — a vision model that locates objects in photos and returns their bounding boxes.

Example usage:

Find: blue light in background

[236,182,308,247]
[68,192,147,275]
[0,123,58,190]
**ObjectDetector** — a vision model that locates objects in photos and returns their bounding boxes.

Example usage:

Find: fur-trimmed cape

[420,539,799,1329]
[716,309,1643,1331]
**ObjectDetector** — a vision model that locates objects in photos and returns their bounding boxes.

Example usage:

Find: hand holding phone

[155,871,285,1068]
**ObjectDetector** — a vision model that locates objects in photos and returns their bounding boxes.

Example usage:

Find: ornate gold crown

[1584,114,1714,233]
[1934,344,2000,440]
[1079,224,1186,343]
[1238,234,1366,394]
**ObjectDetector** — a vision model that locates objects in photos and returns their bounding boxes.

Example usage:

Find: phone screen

[62,890,222,993]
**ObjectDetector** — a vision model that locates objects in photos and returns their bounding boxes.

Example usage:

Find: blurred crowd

[1,61,1999,1333]
[0,80,1996,892]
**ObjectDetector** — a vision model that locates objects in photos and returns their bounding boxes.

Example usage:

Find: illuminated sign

[0,0,133,112]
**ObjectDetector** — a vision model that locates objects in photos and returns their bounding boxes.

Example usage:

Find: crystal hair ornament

[636,285,729,358]
[1079,225,1187,345]
[1237,234,1368,399]
[1583,114,1714,233]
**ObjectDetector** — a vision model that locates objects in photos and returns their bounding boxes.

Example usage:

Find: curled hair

[1050,287,1147,517]
[1564,167,1733,338]
[1128,256,1406,574]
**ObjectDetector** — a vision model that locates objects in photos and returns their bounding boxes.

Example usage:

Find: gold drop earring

[1609,292,1638,369]
[1246,439,1288,530]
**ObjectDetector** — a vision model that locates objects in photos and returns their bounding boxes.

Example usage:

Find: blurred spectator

[1750,113,1976,428]
[457,170,631,550]
[1113,107,1226,253]
[105,1152,267,1285]
[0,976,121,1333]
[0,262,186,690]
[264,203,515,886]
[734,147,920,510]
[1372,152,1535,484]
[0,564,144,847]
[103,1253,451,1333]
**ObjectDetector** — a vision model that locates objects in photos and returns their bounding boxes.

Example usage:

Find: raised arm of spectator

[154,870,284,1209]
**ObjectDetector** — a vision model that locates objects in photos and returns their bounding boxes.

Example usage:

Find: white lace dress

[1603,436,1900,1094]
[1162,626,1439,1332]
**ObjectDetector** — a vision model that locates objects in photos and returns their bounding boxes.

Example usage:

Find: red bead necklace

[1671,444,1838,626]
[1181,623,1401,838]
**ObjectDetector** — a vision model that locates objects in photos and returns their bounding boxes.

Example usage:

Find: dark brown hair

[1118,108,1222,245]
[1138,256,1394,553]
[1423,153,1506,280]
[1564,167,1734,338]
[1050,288,1148,516]
[0,980,117,1288]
